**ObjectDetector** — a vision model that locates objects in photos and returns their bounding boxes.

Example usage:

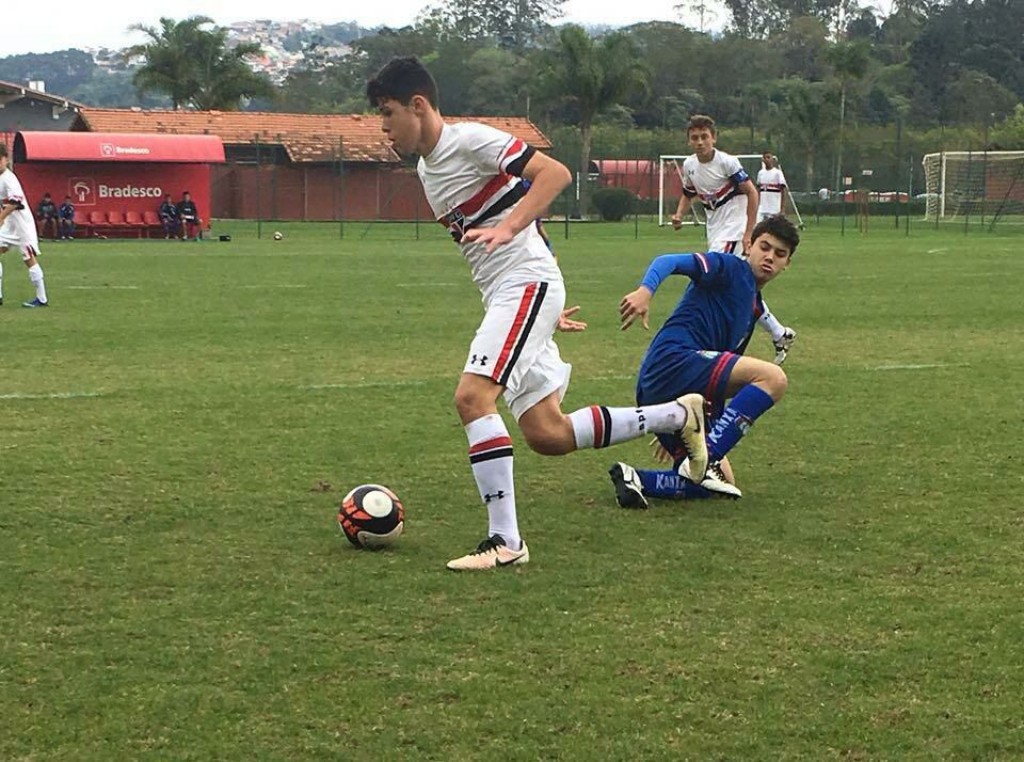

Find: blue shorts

[636,348,741,462]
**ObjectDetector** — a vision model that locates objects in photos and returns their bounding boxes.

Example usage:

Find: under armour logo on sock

[471,354,489,366]
[484,490,506,503]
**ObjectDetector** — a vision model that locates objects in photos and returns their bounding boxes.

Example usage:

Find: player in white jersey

[757,152,789,221]
[671,115,795,364]
[0,143,49,308]
[368,57,712,571]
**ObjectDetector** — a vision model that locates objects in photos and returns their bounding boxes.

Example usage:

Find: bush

[591,187,638,221]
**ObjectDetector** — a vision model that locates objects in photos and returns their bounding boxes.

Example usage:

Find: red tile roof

[72,109,552,163]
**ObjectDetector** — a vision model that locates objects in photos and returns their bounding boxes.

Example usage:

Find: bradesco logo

[99,142,152,158]
[70,178,96,206]
[98,183,163,199]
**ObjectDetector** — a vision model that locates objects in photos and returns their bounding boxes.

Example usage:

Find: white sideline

[0,391,102,400]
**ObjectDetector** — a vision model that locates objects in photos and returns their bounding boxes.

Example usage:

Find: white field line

[66,285,139,290]
[301,380,430,390]
[0,391,102,400]
[868,363,967,371]
[236,284,307,289]
[395,282,462,287]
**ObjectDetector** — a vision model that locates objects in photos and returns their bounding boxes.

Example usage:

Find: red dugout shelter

[13,132,224,235]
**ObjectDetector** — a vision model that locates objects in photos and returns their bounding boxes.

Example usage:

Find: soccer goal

[657,154,805,228]
[922,151,1024,225]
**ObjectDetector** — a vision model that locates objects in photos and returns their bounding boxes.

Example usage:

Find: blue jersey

[637,252,762,396]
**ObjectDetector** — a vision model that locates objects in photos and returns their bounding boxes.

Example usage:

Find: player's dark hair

[0,143,8,158]
[752,214,800,256]
[687,114,716,135]
[366,56,439,109]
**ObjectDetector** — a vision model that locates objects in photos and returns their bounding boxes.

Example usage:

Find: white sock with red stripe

[28,263,47,304]
[466,414,521,551]
[757,303,786,342]
[568,401,689,450]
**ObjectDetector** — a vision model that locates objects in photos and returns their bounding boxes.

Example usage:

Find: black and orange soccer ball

[338,484,404,548]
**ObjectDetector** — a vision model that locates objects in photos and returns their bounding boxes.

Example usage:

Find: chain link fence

[205,124,1021,241]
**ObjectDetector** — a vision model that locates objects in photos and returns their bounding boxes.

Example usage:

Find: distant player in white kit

[0,143,49,308]
[757,151,789,221]
[671,115,794,364]
[367,57,710,571]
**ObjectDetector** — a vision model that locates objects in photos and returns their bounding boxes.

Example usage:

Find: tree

[127,16,274,110]
[423,0,566,49]
[772,79,836,190]
[538,25,649,217]
[825,40,870,190]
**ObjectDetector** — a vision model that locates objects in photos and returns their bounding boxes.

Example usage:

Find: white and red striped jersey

[0,168,39,246]
[757,167,787,215]
[681,150,751,251]
[418,122,561,300]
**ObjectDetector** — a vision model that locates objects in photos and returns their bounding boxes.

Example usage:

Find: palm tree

[540,26,648,217]
[127,16,274,110]
[825,41,871,193]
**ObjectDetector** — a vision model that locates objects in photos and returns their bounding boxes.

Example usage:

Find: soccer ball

[273,231,283,241]
[338,484,404,549]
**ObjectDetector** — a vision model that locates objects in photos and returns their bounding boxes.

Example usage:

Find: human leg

[609,457,738,507]
[704,356,786,463]
[21,245,47,306]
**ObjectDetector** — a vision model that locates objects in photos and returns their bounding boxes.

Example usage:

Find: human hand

[557,305,588,332]
[461,224,514,253]
[619,287,652,331]
[742,234,753,254]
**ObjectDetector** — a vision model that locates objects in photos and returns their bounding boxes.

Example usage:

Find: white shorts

[464,279,572,420]
[707,237,741,256]
[0,235,40,261]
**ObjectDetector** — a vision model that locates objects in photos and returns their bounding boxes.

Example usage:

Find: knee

[453,387,482,421]
[760,364,788,401]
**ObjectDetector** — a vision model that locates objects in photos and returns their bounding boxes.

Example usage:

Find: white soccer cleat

[679,459,743,499]
[446,535,529,571]
[675,393,709,484]
[608,462,649,509]
[773,328,797,365]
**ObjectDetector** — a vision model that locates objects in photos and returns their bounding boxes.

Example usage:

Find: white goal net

[922,151,1024,223]
[657,154,805,228]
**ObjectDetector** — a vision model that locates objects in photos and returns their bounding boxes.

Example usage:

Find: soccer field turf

[2,221,1022,759]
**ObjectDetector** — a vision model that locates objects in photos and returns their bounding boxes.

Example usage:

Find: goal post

[657,154,805,228]
[922,150,1024,224]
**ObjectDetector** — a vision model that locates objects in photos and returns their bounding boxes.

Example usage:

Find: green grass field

[2,220,1023,760]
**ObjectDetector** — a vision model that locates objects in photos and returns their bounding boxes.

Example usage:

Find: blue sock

[636,468,715,500]
[707,385,775,462]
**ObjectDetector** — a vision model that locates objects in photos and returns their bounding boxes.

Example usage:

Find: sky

[8,0,702,57]
[10,0,896,57]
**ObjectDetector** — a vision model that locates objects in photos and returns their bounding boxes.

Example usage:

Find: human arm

[619,253,710,331]
[461,151,571,253]
[672,187,697,230]
[739,178,758,252]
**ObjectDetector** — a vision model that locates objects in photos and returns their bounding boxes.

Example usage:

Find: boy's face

[762,152,775,168]
[688,127,716,160]
[377,96,427,157]
[0,155,8,172]
[746,231,792,285]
